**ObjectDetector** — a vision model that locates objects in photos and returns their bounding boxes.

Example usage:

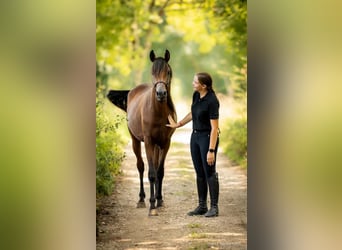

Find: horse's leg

[144,139,158,216]
[156,163,164,207]
[131,134,146,208]
[156,141,170,207]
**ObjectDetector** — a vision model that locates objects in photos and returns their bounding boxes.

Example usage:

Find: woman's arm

[207,119,219,166]
[166,112,192,128]
[208,119,219,150]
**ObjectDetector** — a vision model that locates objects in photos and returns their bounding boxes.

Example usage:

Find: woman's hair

[196,72,214,92]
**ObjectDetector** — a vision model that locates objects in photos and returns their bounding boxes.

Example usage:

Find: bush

[96,89,126,196]
[96,129,125,195]
[221,116,247,168]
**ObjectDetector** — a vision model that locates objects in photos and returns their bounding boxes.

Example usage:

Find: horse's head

[150,50,172,102]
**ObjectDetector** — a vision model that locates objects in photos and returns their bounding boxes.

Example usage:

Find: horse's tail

[107,90,130,112]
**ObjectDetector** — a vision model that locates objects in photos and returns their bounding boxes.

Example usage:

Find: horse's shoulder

[128,84,150,100]
[131,84,151,93]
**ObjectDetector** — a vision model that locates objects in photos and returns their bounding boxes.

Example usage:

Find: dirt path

[96,128,247,250]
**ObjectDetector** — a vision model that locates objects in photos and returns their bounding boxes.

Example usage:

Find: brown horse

[108,50,176,216]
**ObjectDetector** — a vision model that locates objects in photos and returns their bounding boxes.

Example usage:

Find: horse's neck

[167,96,176,115]
[148,92,170,116]
[154,100,169,115]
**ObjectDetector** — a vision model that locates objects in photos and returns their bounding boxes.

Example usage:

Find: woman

[167,72,220,217]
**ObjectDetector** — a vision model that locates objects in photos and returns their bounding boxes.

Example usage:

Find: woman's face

[192,75,206,92]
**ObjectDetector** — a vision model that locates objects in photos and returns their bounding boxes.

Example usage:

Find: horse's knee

[157,167,164,179]
[148,170,156,182]
[148,175,156,183]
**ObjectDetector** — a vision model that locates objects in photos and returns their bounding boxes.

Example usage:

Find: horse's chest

[149,126,171,145]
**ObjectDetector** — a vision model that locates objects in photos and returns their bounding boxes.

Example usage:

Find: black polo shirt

[191,91,219,131]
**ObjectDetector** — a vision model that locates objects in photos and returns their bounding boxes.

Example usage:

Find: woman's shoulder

[192,91,199,97]
[208,91,219,103]
[192,91,199,101]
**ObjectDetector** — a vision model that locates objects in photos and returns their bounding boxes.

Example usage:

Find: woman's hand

[207,152,215,166]
[166,114,179,128]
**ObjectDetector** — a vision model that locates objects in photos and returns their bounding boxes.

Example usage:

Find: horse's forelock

[152,58,170,78]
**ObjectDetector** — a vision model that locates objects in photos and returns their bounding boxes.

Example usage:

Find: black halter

[154,80,169,87]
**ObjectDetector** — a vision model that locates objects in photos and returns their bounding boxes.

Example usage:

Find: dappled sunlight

[217,94,244,121]
[166,168,193,173]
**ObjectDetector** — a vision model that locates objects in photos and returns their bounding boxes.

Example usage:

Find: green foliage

[96,0,247,102]
[221,116,247,168]
[229,59,247,100]
[96,64,127,196]
[96,92,126,195]
[96,134,124,195]
[97,0,167,87]
[210,0,247,69]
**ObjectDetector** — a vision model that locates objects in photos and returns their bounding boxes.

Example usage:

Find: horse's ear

[150,50,156,62]
[164,49,170,62]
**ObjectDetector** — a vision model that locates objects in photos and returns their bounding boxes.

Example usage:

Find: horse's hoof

[137,201,146,208]
[157,200,164,207]
[149,209,158,216]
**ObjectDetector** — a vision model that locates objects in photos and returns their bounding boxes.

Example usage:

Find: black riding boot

[187,177,208,216]
[205,172,219,217]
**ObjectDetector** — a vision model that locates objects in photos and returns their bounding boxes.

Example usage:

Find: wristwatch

[209,149,215,153]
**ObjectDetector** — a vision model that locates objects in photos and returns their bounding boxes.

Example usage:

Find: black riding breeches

[190,130,219,180]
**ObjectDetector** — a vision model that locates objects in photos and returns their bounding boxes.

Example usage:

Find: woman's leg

[197,134,219,217]
[188,133,208,216]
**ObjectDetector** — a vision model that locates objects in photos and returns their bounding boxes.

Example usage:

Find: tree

[97,0,174,88]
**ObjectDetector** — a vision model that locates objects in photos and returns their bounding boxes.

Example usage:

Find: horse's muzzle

[156,90,167,102]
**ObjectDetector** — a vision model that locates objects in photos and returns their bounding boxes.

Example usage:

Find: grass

[187,223,202,229]
[187,243,211,250]
[189,232,207,239]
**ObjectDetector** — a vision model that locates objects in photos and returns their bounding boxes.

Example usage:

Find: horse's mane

[167,97,176,118]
